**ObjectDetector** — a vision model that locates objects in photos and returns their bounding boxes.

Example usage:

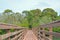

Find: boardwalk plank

[23,30,38,40]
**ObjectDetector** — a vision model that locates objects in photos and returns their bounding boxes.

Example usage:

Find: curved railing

[0,23,27,40]
[32,20,60,40]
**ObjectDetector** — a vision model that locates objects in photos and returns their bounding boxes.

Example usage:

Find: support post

[38,27,41,40]
[7,30,11,40]
[42,27,45,40]
[49,26,53,40]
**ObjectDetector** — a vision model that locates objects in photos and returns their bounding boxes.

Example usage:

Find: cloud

[0,0,60,15]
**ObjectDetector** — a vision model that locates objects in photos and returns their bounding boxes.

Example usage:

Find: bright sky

[0,0,60,15]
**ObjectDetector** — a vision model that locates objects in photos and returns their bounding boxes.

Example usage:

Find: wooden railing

[0,23,27,40]
[0,20,60,40]
[32,20,60,40]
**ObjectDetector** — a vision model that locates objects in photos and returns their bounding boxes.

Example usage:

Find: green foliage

[3,9,12,13]
[42,8,57,21]
[53,27,60,32]
[56,15,60,20]
[0,8,60,34]
[10,29,15,32]
[39,16,52,24]
[53,37,60,40]
[0,29,7,35]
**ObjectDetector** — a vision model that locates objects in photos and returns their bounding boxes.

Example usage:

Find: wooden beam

[1,30,23,40]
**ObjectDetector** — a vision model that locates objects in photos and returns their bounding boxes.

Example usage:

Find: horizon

[0,0,60,15]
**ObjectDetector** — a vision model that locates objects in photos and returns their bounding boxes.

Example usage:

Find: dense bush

[0,29,7,35]
[53,27,60,33]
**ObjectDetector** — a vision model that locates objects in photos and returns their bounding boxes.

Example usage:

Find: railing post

[42,27,45,40]
[21,29,25,40]
[38,27,41,40]
[7,30,11,40]
[40,27,45,40]
[49,26,53,40]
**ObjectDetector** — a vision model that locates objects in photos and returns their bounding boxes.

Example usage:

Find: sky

[0,0,60,15]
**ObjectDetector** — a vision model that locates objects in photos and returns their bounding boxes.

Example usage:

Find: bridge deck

[23,30,38,40]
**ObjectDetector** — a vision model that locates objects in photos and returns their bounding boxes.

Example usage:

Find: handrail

[11,31,23,40]
[40,20,60,27]
[39,30,60,38]
[0,23,25,29]
[1,30,23,39]
[32,20,60,40]
[0,23,27,40]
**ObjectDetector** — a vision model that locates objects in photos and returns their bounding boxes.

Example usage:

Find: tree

[14,12,23,25]
[30,9,42,26]
[30,9,42,17]
[3,9,12,14]
[56,15,60,20]
[22,11,33,29]
[42,8,57,21]
[3,9,13,23]
[22,9,42,28]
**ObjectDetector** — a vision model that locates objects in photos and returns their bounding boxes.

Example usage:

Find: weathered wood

[0,23,27,40]
[42,27,45,40]
[11,32,23,40]
[18,29,27,40]
[0,20,60,40]
[39,30,60,38]
[23,30,38,40]
[1,30,23,40]
[38,27,42,40]
[0,25,25,29]
[32,20,60,40]
[0,23,21,27]
[39,33,50,40]
[49,27,53,40]
[0,23,25,29]
[40,20,60,28]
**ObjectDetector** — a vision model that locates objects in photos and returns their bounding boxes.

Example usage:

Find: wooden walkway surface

[23,30,38,40]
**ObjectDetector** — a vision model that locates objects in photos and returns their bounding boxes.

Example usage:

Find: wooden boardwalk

[0,20,60,40]
[23,30,38,40]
